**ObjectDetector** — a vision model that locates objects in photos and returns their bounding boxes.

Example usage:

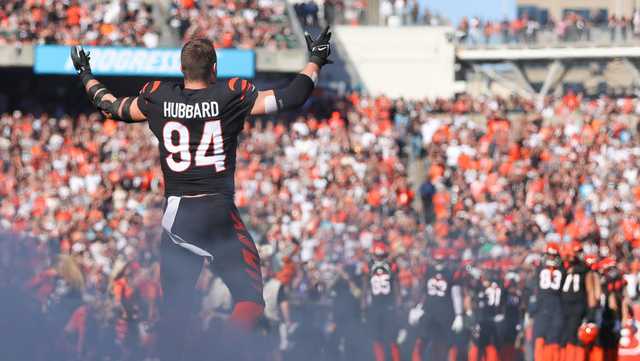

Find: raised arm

[70,46,146,123]
[251,26,333,116]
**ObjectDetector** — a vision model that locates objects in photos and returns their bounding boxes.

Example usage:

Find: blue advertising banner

[34,45,255,78]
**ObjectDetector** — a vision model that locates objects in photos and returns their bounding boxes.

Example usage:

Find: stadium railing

[456,26,640,49]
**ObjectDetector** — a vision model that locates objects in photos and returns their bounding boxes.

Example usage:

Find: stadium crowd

[0,0,160,47]
[0,0,298,49]
[2,90,640,360]
[168,0,298,49]
[457,10,640,46]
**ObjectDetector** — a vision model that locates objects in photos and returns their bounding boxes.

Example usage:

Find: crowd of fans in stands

[168,0,298,49]
[0,0,160,47]
[0,0,297,49]
[457,10,640,46]
[2,89,640,359]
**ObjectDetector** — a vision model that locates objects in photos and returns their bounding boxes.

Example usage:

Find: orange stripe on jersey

[228,77,239,91]
[240,80,248,100]
[140,82,150,94]
[150,81,161,93]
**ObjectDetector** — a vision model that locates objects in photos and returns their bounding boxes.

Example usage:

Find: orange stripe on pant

[536,338,546,361]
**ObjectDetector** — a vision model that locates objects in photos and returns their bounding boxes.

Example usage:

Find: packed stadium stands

[0,0,160,47]
[168,0,298,49]
[0,0,298,49]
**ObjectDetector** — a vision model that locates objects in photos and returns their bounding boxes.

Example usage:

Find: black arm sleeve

[98,97,138,123]
[273,74,315,111]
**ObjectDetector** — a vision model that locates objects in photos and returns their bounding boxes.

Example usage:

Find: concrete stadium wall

[334,26,456,99]
[0,45,33,67]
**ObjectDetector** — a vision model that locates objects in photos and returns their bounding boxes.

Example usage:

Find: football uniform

[533,265,565,346]
[499,285,524,361]
[419,266,457,345]
[451,264,473,361]
[139,79,264,361]
[597,266,626,350]
[138,79,264,306]
[561,262,589,347]
[474,280,506,348]
[500,287,523,346]
[367,260,399,343]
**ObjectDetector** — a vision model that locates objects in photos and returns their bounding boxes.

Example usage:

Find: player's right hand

[408,303,424,326]
[305,26,333,66]
[451,314,464,333]
[70,45,92,75]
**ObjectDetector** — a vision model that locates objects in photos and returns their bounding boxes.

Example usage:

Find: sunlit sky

[420,0,517,24]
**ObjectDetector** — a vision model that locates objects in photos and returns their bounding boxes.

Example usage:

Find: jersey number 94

[163,120,225,172]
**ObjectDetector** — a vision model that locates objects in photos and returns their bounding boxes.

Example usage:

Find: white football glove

[451,314,464,333]
[397,329,408,345]
[494,314,505,323]
[278,322,298,351]
[409,303,425,326]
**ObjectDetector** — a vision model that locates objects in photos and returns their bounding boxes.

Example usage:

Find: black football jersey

[475,281,506,320]
[369,260,396,308]
[535,266,564,308]
[424,266,455,314]
[561,262,588,305]
[504,289,523,323]
[138,78,258,197]
[602,266,625,296]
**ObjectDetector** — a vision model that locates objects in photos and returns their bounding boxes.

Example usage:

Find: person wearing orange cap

[363,242,401,361]
[531,243,565,361]
[560,242,598,361]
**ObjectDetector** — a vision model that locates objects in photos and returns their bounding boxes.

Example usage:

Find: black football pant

[157,194,264,361]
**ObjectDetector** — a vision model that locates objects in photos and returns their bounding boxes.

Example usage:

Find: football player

[364,242,401,361]
[70,27,333,361]
[532,243,564,361]
[560,242,597,361]
[412,248,464,361]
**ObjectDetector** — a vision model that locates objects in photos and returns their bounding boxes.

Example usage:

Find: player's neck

[183,79,210,90]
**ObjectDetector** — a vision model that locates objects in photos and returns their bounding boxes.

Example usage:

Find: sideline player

[363,242,402,361]
[560,242,597,361]
[468,262,505,361]
[591,257,630,361]
[531,243,564,361]
[412,248,464,361]
[70,28,333,361]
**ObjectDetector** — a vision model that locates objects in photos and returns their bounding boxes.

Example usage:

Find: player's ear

[210,63,217,82]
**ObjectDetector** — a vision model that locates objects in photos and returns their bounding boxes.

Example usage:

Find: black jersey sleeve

[137,80,164,117]
[223,78,259,132]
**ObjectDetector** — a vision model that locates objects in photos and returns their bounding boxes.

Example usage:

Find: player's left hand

[70,45,92,75]
[305,26,333,66]
[451,314,464,333]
